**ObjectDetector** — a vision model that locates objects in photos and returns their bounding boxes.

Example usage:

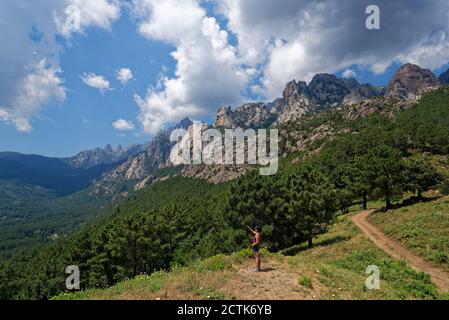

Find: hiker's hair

[254,225,261,232]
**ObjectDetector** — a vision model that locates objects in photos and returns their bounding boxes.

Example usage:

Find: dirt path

[352,210,449,293]
[220,259,323,300]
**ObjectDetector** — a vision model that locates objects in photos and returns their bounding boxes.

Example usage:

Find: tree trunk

[386,196,391,209]
[308,225,313,248]
[363,191,367,210]
[308,236,313,248]
[417,189,423,201]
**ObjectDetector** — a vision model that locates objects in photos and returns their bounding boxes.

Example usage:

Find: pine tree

[288,164,337,248]
[366,145,406,209]
[404,158,440,200]
[227,170,292,251]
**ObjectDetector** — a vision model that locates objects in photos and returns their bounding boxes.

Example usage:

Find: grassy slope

[55,207,447,300]
[370,196,449,273]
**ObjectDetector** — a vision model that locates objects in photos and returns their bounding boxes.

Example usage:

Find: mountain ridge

[1,63,447,197]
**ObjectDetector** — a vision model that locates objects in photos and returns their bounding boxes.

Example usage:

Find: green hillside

[54,208,447,300]
[370,195,449,273]
[2,88,449,300]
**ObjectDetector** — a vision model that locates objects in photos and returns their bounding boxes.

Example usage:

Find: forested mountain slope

[2,86,449,299]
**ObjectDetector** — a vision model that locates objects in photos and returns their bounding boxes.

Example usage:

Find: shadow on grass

[375,195,442,213]
[280,235,351,256]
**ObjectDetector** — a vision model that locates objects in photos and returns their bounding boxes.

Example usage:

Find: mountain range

[0,63,447,199]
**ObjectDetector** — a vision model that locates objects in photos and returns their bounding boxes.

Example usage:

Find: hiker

[247,225,262,272]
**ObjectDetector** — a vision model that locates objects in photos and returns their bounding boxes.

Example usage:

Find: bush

[194,254,233,273]
[298,276,313,288]
[440,181,449,195]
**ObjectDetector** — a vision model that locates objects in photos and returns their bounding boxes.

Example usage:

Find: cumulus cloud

[342,69,358,79]
[131,0,248,134]
[0,0,121,131]
[116,68,133,85]
[81,73,112,92]
[219,0,449,98]
[131,0,449,132]
[54,0,121,38]
[0,59,66,132]
[112,118,135,131]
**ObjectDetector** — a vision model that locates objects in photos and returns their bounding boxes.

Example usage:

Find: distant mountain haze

[0,152,111,195]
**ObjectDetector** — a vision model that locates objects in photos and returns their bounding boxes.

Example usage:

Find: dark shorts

[252,246,259,253]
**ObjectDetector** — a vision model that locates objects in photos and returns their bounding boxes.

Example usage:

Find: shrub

[298,275,313,289]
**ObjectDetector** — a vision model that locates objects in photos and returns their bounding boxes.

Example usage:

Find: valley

[2,63,449,300]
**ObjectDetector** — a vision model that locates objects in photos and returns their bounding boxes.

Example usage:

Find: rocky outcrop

[439,68,449,85]
[91,118,192,195]
[67,144,147,169]
[308,74,350,108]
[276,75,370,124]
[275,80,311,124]
[386,63,440,100]
[91,63,444,196]
[215,103,277,129]
[342,78,360,91]
[343,84,385,105]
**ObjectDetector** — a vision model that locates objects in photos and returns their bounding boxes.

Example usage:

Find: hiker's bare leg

[256,252,261,270]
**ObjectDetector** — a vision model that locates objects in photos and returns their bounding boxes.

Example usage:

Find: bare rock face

[67,144,147,169]
[92,118,192,195]
[283,80,310,104]
[386,63,440,100]
[439,68,449,85]
[308,74,350,108]
[275,80,311,124]
[181,164,249,184]
[342,78,360,91]
[215,107,236,128]
[343,84,385,106]
[215,103,277,129]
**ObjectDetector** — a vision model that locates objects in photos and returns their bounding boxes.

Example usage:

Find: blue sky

[1,0,449,157]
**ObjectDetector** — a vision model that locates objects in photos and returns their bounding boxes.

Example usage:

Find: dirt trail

[352,210,449,293]
[220,259,322,300]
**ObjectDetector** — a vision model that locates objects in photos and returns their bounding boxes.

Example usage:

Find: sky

[1,0,449,157]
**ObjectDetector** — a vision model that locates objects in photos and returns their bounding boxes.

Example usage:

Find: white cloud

[132,0,248,134]
[54,0,121,38]
[116,68,133,85]
[113,118,135,131]
[342,69,358,79]
[81,73,112,92]
[0,59,66,132]
[0,0,121,132]
[219,0,449,99]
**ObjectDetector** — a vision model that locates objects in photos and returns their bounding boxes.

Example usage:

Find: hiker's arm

[247,226,256,235]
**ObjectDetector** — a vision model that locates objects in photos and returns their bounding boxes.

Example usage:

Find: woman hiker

[247,225,262,272]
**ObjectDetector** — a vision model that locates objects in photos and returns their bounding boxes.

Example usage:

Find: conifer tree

[288,164,337,248]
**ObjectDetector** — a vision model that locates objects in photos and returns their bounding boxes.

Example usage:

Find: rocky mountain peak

[67,143,147,169]
[342,78,360,91]
[386,63,440,100]
[343,83,385,106]
[215,106,235,128]
[215,103,275,129]
[283,80,310,104]
[175,117,193,130]
[308,73,350,107]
